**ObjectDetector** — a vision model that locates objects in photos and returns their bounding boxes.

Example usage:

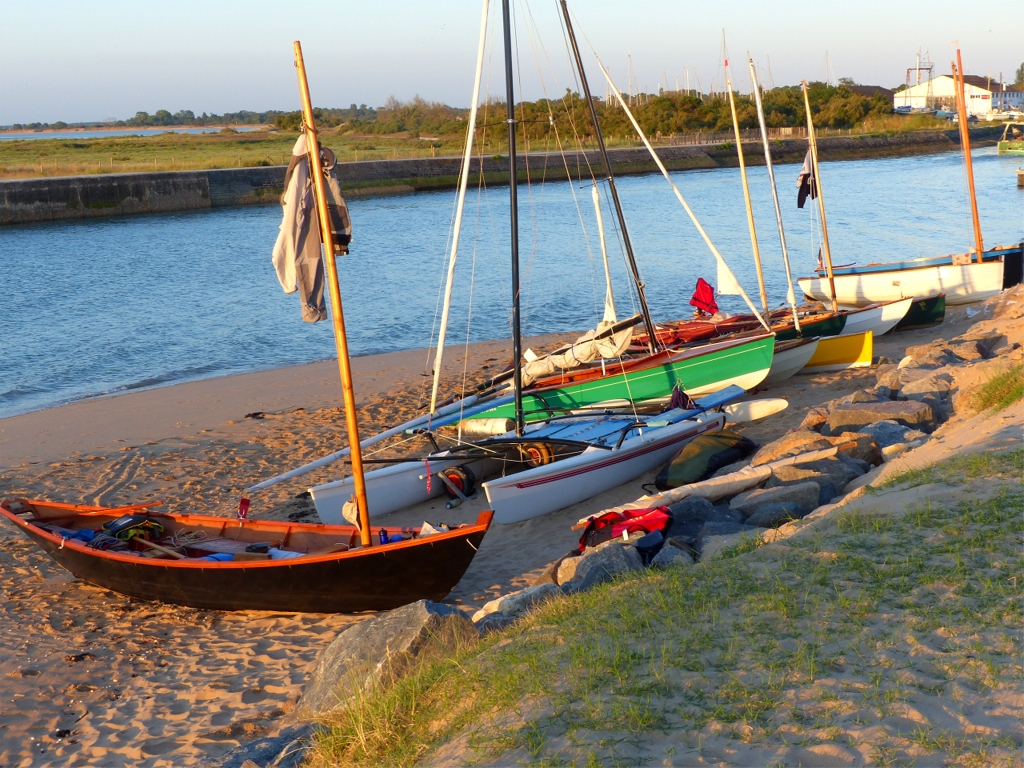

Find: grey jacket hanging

[271,134,352,323]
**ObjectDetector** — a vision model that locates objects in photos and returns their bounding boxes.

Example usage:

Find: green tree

[1015,62,1024,86]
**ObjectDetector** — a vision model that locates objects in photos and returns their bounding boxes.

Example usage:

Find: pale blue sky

[1,0,1019,124]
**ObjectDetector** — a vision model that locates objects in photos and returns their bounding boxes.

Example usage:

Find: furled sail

[520,319,636,386]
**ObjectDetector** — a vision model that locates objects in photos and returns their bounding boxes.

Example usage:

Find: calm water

[0,127,261,141]
[2,147,1022,418]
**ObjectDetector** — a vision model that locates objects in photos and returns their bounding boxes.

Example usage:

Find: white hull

[483,413,726,524]
[840,297,913,337]
[310,456,498,525]
[798,261,1004,307]
[762,340,819,385]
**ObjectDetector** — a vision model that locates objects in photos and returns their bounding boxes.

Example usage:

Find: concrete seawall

[0,127,1001,226]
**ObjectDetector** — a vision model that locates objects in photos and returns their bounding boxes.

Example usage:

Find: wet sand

[0,316,976,766]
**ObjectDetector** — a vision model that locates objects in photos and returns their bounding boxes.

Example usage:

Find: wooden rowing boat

[0,499,492,612]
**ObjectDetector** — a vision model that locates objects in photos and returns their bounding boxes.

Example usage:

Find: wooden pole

[953,53,984,262]
[726,76,768,313]
[801,81,838,314]
[293,41,372,547]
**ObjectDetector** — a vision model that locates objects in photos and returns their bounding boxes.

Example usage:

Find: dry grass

[966,364,1024,414]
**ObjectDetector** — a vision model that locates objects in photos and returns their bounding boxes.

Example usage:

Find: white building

[894,74,1024,115]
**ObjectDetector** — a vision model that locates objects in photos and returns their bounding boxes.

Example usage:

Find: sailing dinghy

[310,386,741,525]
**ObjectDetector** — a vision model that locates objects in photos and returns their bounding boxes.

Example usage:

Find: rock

[826,401,938,435]
[560,540,642,593]
[797,407,829,433]
[876,364,900,390]
[836,452,871,474]
[898,355,914,369]
[634,529,665,565]
[710,457,752,478]
[214,724,314,768]
[472,582,560,622]
[830,432,884,466]
[858,419,916,448]
[765,457,862,491]
[745,502,808,528]
[475,613,517,634]
[697,523,761,558]
[729,481,821,515]
[649,543,695,569]
[664,537,696,556]
[296,600,478,718]
[843,388,889,404]
[816,480,837,505]
[843,465,884,493]
[874,384,896,400]
[962,332,1008,356]
[899,373,953,401]
[667,497,744,544]
[945,339,986,361]
[749,431,833,467]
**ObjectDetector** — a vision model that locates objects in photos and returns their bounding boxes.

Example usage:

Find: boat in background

[762,338,820,385]
[893,293,946,331]
[998,122,1024,154]
[799,51,1024,307]
[0,499,491,612]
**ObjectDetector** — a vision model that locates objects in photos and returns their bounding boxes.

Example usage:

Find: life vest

[576,506,673,553]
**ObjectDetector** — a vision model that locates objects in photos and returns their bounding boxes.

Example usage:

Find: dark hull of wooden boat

[0,502,491,613]
[893,294,946,332]
[773,311,847,341]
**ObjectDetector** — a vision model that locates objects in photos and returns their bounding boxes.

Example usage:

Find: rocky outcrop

[557,539,643,593]
[825,401,938,435]
[730,481,822,515]
[296,600,478,719]
[472,583,560,624]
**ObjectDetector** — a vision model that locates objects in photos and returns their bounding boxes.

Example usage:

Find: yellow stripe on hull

[800,331,873,373]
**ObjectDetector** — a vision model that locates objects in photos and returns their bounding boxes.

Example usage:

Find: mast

[953,52,984,262]
[560,0,659,352]
[293,41,372,547]
[723,35,768,313]
[500,0,524,436]
[748,59,801,332]
[429,0,489,415]
[801,80,839,314]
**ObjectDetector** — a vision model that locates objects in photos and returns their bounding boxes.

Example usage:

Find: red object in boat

[689,278,719,315]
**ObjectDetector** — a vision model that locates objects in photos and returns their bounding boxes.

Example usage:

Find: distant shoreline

[0,124,268,135]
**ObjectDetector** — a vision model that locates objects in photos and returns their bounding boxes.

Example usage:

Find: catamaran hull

[483,413,726,524]
[311,456,500,525]
[798,262,1004,307]
[763,339,820,385]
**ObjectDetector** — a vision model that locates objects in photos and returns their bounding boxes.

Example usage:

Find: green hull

[997,141,1024,155]
[474,334,776,422]
[774,312,847,341]
[894,294,946,332]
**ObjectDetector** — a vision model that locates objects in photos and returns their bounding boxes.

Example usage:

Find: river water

[2,147,1022,418]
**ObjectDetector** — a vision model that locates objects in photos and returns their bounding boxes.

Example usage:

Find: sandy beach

[0,305,1013,767]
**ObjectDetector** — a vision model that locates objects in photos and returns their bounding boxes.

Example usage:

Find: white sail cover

[521,324,633,386]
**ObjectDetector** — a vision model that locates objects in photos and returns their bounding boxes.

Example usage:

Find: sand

[0,308,1010,766]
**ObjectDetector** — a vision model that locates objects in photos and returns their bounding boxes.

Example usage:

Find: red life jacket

[577,506,673,553]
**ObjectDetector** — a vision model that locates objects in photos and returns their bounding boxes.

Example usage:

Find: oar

[135,538,186,559]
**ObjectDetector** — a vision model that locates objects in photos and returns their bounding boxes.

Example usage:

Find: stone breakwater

[0,127,1002,226]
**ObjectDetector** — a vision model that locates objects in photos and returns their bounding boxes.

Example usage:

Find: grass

[0,122,968,181]
[966,364,1024,414]
[878,448,1023,490]
[309,451,1024,767]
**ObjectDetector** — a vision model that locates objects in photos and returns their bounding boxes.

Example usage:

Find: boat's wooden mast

[500,0,525,436]
[953,52,984,262]
[293,42,372,547]
[749,60,800,333]
[801,81,839,314]
[725,64,767,312]
[559,0,659,353]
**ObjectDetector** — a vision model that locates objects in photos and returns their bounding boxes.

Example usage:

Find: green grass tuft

[969,364,1024,413]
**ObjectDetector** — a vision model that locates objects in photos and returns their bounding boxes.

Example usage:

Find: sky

[1,0,1020,125]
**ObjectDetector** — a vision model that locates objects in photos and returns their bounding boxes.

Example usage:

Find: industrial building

[893,75,1024,115]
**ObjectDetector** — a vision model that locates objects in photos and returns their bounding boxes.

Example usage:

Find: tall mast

[748,59,800,332]
[500,0,524,436]
[723,35,767,313]
[293,42,372,547]
[953,52,984,262]
[801,80,839,314]
[560,0,658,352]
